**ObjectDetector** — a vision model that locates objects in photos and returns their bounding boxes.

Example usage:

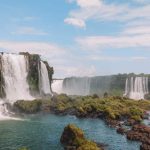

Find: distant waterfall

[63,77,91,96]
[2,54,32,102]
[39,61,51,95]
[51,80,63,94]
[124,77,149,100]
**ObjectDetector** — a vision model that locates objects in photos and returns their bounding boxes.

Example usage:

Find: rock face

[0,55,5,98]
[126,125,150,150]
[60,124,102,150]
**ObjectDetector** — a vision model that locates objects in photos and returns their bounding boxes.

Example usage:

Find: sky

[0,0,150,78]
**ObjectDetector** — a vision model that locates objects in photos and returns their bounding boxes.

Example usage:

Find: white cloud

[64,18,86,28]
[56,65,96,77]
[0,41,66,56]
[77,34,150,49]
[123,26,150,35]
[89,55,123,61]
[88,55,148,62]
[76,0,102,8]
[131,56,148,61]
[11,27,47,35]
[65,0,150,28]
[0,41,98,77]
[65,0,103,28]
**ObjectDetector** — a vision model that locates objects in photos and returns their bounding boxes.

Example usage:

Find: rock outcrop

[60,124,103,150]
[126,125,150,150]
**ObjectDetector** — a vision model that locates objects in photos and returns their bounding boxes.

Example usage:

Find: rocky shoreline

[12,94,150,150]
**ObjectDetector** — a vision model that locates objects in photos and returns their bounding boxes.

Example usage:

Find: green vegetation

[14,94,150,122]
[14,100,42,114]
[50,94,150,121]
[60,124,101,150]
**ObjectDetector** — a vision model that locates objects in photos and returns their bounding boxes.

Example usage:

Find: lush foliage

[50,94,150,121]
[14,94,150,121]
[14,100,42,114]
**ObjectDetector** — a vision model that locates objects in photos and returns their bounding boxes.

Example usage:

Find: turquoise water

[0,114,140,150]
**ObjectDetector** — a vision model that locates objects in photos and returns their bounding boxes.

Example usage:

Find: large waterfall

[60,76,116,96]
[53,75,150,99]
[0,53,53,119]
[124,77,149,100]
[39,61,51,95]
[2,54,32,102]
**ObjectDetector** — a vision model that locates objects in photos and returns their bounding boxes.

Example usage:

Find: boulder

[60,124,102,150]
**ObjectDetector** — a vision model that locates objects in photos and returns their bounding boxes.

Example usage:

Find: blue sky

[0,0,150,78]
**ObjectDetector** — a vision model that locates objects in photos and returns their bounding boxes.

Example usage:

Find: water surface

[0,114,140,150]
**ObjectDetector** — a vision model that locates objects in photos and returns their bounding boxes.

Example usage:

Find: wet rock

[140,143,150,150]
[117,127,127,135]
[126,125,150,150]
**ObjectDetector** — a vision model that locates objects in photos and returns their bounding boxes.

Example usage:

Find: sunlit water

[0,114,140,150]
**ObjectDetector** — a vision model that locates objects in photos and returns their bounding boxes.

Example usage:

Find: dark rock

[105,118,120,127]
[140,143,150,150]
[126,125,150,150]
[117,127,127,135]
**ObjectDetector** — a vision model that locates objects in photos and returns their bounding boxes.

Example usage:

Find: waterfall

[63,77,91,96]
[124,76,149,100]
[51,80,63,94]
[39,61,51,95]
[2,53,33,103]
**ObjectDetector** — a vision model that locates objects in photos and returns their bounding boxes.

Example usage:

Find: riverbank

[12,94,150,149]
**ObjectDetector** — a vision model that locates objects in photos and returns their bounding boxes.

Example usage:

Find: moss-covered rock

[60,124,102,150]
[14,100,42,114]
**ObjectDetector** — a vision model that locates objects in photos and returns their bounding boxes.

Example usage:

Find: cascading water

[51,80,63,94]
[2,53,33,102]
[39,61,51,95]
[63,77,91,96]
[124,76,149,100]
[0,53,34,119]
[0,53,53,119]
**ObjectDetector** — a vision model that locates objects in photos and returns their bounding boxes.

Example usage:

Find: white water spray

[52,80,63,94]
[63,77,91,95]
[2,54,33,102]
[124,76,149,100]
[39,61,51,94]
